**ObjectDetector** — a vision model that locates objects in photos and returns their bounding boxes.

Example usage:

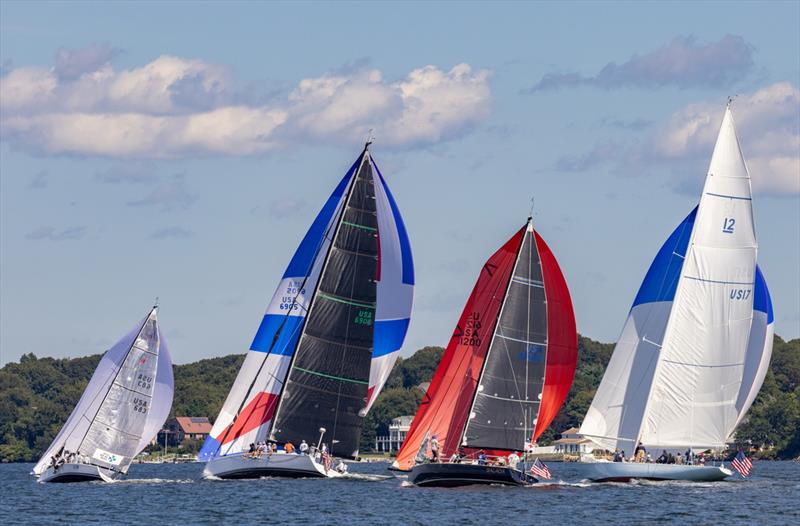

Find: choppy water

[2,461,798,525]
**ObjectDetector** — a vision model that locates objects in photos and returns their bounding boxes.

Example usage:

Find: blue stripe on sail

[250,314,304,355]
[372,160,414,285]
[282,157,360,279]
[373,318,410,358]
[631,206,697,309]
[199,436,220,461]
[753,265,773,324]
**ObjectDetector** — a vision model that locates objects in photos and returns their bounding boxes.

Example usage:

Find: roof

[174,416,212,434]
[391,415,414,427]
[559,427,580,435]
[416,382,430,392]
[554,437,594,445]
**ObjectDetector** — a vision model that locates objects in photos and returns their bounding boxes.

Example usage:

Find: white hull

[38,463,119,483]
[202,453,343,480]
[580,461,732,482]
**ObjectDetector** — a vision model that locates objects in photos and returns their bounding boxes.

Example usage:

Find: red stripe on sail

[532,231,577,441]
[393,227,524,470]
[216,391,279,446]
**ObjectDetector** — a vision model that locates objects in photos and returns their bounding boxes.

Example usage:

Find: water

[2,461,798,525]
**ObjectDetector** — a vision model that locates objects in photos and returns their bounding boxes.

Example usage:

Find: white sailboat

[578,105,774,482]
[32,305,174,483]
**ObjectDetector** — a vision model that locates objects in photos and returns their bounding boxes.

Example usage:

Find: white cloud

[552,82,799,196]
[529,35,754,91]
[655,82,800,195]
[0,49,491,158]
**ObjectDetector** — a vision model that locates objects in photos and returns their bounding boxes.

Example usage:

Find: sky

[1,1,798,366]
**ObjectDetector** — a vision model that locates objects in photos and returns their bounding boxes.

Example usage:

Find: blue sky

[1,1,798,365]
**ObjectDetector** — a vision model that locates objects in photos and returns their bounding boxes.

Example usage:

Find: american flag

[731,451,752,478]
[530,458,551,480]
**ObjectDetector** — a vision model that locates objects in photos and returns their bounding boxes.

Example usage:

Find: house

[553,427,600,455]
[158,417,213,446]
[375,415,414,452]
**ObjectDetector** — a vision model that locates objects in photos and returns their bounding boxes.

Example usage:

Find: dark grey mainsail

[463,225,548,451]
[270,150,378,458]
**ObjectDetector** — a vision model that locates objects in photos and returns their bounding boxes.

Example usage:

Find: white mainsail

[580,106,773,452]
[32,307,174,475]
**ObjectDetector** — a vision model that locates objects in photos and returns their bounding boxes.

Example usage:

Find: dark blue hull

[408,463,537,487]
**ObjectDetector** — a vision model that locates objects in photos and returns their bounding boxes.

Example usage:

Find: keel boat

[394,217,577,487]
[33,305,173,483]
[201,143,413,479]
[578,105,773,482]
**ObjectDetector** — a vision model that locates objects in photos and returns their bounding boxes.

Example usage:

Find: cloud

[29,170,48,189]
[599,117,653,131]
[0,52,491,158]
[654,82,799,195]
[529,35,754,91]
[25,226,86,240]
[94,162,159,184]
[552,82,800,195]
[150,226,193,239]
[126,175,197,210]
[54,43,121,81]
[269,197,307,219]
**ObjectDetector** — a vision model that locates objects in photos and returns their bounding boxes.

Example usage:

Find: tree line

[1,335,797,462]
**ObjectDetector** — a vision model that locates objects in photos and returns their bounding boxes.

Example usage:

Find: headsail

[200,147,412,461]
[641,106,758,449]
[394,220,576,470]
[580,106,773,452]
[33,306,173,475]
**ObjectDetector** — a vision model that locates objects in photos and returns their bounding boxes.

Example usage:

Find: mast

[268,143,373,445]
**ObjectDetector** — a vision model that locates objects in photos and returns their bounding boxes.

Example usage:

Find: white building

[374,415,414,452]
[553,427,601,455]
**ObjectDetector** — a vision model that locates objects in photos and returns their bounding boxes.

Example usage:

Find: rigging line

[269,147,371,448]
[412,246,515,450]
[73,307,157,455]
[606,211,696,442]
[214,158,362,455]
[460,224,527,447]
[525,225,533,442]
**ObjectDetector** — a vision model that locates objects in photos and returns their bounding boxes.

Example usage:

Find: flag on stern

[530,458,551,480]
[731,451,752,478]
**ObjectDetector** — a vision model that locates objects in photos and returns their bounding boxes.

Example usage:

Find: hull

[408,462,538,487]
[581,461,732,482]
[38,463,118,483]
[202,453,343,480]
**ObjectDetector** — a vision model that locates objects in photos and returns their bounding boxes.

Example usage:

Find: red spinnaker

[532,231,578,441]
[393,228,524,470]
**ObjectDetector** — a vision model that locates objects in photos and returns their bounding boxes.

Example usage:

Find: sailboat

[200,143,414,479]
[32,305,174,483]
[578,105,774,482]
[393,217,577,487]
